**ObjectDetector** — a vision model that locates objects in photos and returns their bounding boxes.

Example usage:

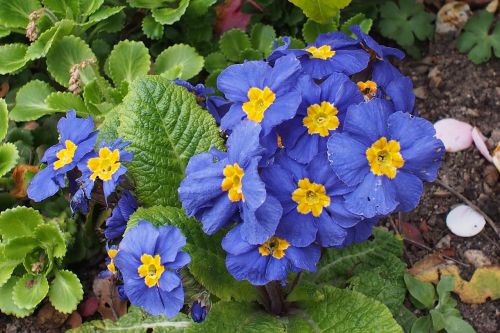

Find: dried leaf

[398,221,424,244]
[92,276,127,320]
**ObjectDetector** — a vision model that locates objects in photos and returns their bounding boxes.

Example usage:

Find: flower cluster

[179,26,444,286]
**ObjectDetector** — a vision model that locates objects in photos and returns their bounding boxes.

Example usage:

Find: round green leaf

[187,0,216,16]
[250,23,276,55]
[303,18,338,44]
[0,0,41,29]
[4,236,38,261]
[0,277,34,317]
[0,99,8,141]
[106,40,151,85]
[13,274,49,310]
[142,15,164,40]
[48,270,83,314]
[155,44,204,80]
[0,44,29,75]
[46,35,97,87]
[151,0,190,25]
[204,52,228,73]
[45,91,89,116]
[0,206,43,240]
[219,29,251,62]
[25,19,75,61]
[0,258,19,288]
[9,80,55,121]
[0,143,19,178]
[34,223,66,258]
[289,0,345,24]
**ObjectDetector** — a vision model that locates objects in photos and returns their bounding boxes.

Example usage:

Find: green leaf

[0,44,28,75]
[34,223,66,258]
[0,277,34,317]
[287,285,403,333]
[340,13,373,36]
[79,0,105,17]
[219,29,251,62]
[289,0,350,24]
[80,6,126,31]
[443,316,476,333]
[394,306,417,333]
[411,316,434,333]
[0,206,43,240]
[12,274,49,310]
[4,236,38,260]
[312,228,403,283]
[186,301,285,333]
[0,143,19,177]
[151,0,190,25]
[186,0,216,16]
[128,206,257,301]
[9,80,56,121]
[118,76,223,207]
[0,99,8,141]
[155,44,204,80]
[48,270,83,314]
[105,40,151,85]
[142,15,164,40]
[0,0,41,28]
[26,19,74,61]
[45,92,89,116]
[457,11,500,64]
[204,52,228,73]
[404,273,436,309]
[46,35,97,87]
[250,23,276,56]
[302,19,338,44]
[240,48,263,61]
[97,106,121,144]
[0,256,19,288]
[0,27,10,38]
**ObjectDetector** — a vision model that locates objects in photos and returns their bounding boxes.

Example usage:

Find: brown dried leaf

[92,276,127,321]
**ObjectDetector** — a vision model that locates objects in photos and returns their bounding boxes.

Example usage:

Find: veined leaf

[128,206,258,301]
[0,143,19,178]
[12,274,49,310]
[0,99,8,141]
[117,76,223,207]
[142,15,164,40]
[4,236,38,261]
[0,257,19,288]
[34,223,66,258]
[26,19,75,60]
[151,0,190,25]
[45,92,89,116]
[289,0,351,24]
[0,277,34,317]
[186,0,216,16]
[250,23,276,56]
[204,52,228,73]
[0,44,29,75]
[9,80,55,121]
[48,270,83,314]
[155,44,204,80]
[0,206,43,240]
[219,29,251,62]
[0,0,41,29]
[106,40,151,85]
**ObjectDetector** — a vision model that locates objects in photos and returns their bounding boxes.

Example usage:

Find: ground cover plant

[1,1,499,332]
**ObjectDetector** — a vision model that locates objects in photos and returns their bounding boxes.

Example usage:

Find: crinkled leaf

[9,80,55,121]
[0,277,34,317]
[79,0,105,17]
[4,236,38,261]
[204,52,228,73]
[250,23,276,56]
[34,223,66,258]
[46,35,97,87]
[97,106,121,144]
[45,92,89,116]
[0,44,28,75]
[289,0,350,24]
[151,0,190,25]
[26,20,74,61]
[302,19,338,44]
[0,206,43,240]
[0,99,8,141]
[0,0,41,28]
[142,15,164,40]
[106,40,151,85]
[118,76,223,207]
[457,11,500,64]
[0,143,19,178]
[128,206,257,301]
[12,274,49,310]
[155,44,204,80]
[404,273,436,309]
[219,29,251,62]
[48,270,83,314]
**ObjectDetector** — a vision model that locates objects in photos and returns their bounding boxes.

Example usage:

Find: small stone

[413,86,427,99]
[66,311,83,329]
[436,234,452,249]
[436,2,472,34]
[464,249,492,268]
[484,164,499,186]
[428,66,443,89]
[446,204,486,237]
[36,303,69,329]
[464,108,480,117]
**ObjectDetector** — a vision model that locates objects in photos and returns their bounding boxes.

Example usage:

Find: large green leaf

[46,35,97,87]
[48,270,83,314]
[0,256,19,288]
[25,19,75,60]
[142,15,164,40]
[0,277,34,317]
[105,40,151,85]
[0,0,41,28]
[151,0,190,25]
[155,44,204,80]
[9,80,55,121]
[250,24,276,56]
[287,285,403,333]
[404,273,436,309]
[0,99,8,141]
[219,29,251,62]
[34,223,66,258]
[45,91,89,116]
[302,19,338,44]
[288,0,351,24]
[0,143,19,177]
[12,274,49,310]
[128,206,257,301]
[117,76,223,207]
[457,11,500,64]
[80,6,126,31]
[4,236,38,260]
[0,44,29,75]
[0,206,43,240]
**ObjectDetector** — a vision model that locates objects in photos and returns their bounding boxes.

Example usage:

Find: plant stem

[264,281,286,316]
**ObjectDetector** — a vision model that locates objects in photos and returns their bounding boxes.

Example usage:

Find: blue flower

[114,220,191,317]
[327,98,445,218]
[191,300,207,323]
[27,110,97,202]
[222,224,320,285]
[179,121,282,244]
[105,190,138,240]
[279,73,363,163]
[341,218,379,247]
[217,54,302,135]
[173,79,215,107]
[76,138,133,204]
[350,25,405,61]
[205,95,232,125]
[261,152,361,247]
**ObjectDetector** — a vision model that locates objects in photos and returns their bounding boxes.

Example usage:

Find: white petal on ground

[471,127,493,162]
[446,204,486,237]
[434,118,473,152]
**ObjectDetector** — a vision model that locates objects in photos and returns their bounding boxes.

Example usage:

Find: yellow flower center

[366,137,405,179]
[277,134,284,149]
[221,163,245,202]
[302,101,339,137]
[292,178,331,217]
[87,147,121,181]
[54,140,77,170]
[306,45,336,60]
[107,249,118,275]
[242,86,276,123]
[357,80,378,100]
[138,254,165,288]
[258,236,290,259]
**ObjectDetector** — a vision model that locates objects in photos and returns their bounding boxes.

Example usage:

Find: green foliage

[142,15,164,40]
[25,20,75,61]
[289,0,351,24]
[0,143,19,178]
[340,13,373,36]
[48,270,83,314]
[302,19,338,44]
[0,0,41,28]
[0,100,8,142]
[9,80,55,121]
[118,76,223,207]
[404,273,436,309]
[457,11,500,64]
[0,44,28,75]
[250,23,276,56]
[154,44,204,80]
[0,277,33,317]
[378,0,434,49]
[12,274,49,310]
[219,29,252,62]
[105,40,151,85]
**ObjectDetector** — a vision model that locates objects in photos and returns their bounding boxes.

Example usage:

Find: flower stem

[264,281,286,316]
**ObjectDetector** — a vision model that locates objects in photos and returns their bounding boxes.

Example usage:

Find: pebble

[484,165,499,186]
[464,249,492,268]
[446,204,486,237]
[436,234,452,249]
[414,86,428,99]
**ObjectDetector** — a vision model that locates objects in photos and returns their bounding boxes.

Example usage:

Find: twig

[388,215,413,266]
[435,178,499,237]
[403,237,470,268]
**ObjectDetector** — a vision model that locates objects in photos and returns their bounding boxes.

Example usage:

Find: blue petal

[286,244,321,272]
[315,31,360,49]
[198,195,238,234]
[114,248,141,279]
[327,133,369,186]
[217,61,269,102]
[285,128,320,164]
[320,72,364,110]
[220,104,246,131]
[261,163,296,214]
[392,171,423,212]
[123,277,166,316]
[315,212,347,247]
[227,121,263,167]
[165,251,191,270]
[158,285,185,318]
[119,220,158,258]
[372,61,401,88]
[326,198,362,228]
[221,225,257,255]
[27,167,61,202]
[328,49,370,76]
[265,257,290,281]
[155,225,186,263]
[240,195,283,245]
[241,160,266,211]
[185,149,227,175]
[57,111,95,143]
[276,209,316,247]
[386,76,415,114]
[266,54,302,95]
[226,250,270,285]
[259,90,301,136]
[158,271,181,292]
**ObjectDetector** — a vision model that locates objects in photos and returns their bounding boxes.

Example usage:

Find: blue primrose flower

[262,152,362,247]
[179,121,282,245]
[222,224,320,285]
[27,110,97,202]
[279,73,363,163]
[114,220,191,317]
[327,98,445,219]
[105,190,138,240]
[341,218,380,247]
[217,54,302,135]
[191,300,208,323]
[350,25,405,61]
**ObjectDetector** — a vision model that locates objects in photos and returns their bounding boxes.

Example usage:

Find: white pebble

[446,204,486,237]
